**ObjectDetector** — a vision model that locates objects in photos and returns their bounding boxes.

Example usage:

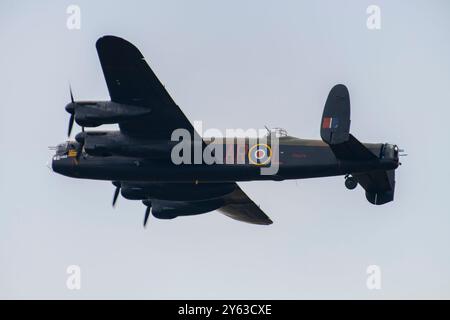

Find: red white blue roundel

[248,144,272,165]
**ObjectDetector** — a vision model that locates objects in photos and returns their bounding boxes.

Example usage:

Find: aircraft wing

[145,183,272,225]
[218,185,273,225]
[96,35,199,139]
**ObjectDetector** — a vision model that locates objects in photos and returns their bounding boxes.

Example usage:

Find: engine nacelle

[150,198,226,219]
[76,131,115,156]
[121,186,148,200]
[76,131,177,158]
[66,101,151,127]
[121,182,236,201]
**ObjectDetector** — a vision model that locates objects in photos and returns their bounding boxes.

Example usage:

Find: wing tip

[96,35,125,45]
[259,217,274,225]
[96,35,117,49]
[242,218,273,226]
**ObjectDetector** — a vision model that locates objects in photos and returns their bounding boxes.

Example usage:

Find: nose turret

[51,141,81,177]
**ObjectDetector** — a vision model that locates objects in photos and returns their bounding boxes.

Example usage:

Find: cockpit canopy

[267,127,288,138]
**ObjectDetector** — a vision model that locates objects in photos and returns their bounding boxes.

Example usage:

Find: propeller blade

[68,114,75,137]
[112,186,120,207]
[69,85,74,103]
[144,206,151,228]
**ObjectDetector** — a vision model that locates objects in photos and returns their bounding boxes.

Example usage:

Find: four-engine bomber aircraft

[51,35,401,227]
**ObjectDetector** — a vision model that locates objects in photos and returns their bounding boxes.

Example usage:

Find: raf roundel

[248,144,272,166]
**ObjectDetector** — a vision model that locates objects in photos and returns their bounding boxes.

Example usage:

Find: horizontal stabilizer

[330,134,378,161]
[354,170,396,205]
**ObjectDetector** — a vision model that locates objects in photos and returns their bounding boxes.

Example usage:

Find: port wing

[96,35,201,140]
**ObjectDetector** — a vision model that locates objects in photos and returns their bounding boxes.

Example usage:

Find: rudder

[320,84,351,145]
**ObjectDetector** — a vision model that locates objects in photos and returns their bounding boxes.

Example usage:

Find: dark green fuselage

[52,136,399,183]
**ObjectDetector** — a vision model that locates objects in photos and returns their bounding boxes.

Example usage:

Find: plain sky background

[1,0,450,299]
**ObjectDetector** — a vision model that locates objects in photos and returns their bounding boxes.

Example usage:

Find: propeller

[66,85,76,137]
[70,85,74,103]
[68,114,75,137]
[144,206,151,228]
[112,181,121,207]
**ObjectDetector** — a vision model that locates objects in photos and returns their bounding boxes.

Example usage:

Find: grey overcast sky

[1,0,450,299]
